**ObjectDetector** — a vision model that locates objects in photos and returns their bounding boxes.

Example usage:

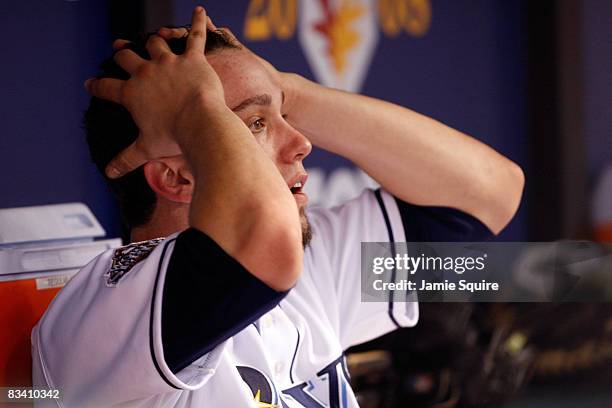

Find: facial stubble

[300,208,312,248]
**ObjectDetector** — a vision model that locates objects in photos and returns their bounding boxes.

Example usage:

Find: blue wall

[583,0,612,180]
[0,0,122,238]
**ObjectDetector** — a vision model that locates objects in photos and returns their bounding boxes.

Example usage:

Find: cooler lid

[0,203,105,246]
[0,238,122,277]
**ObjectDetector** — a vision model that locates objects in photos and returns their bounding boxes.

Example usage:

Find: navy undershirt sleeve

[161,228,288,374]
[393,196,494,242]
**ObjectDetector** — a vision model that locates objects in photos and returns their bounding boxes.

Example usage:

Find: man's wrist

[175,94,230,148]
[281,73,309,117]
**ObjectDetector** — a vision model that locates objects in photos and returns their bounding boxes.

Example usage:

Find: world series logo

[243,0,432,92]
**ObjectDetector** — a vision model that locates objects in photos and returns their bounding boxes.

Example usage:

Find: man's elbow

[239,212,304,292]
[488,161,525,234]
[261,224,304,291]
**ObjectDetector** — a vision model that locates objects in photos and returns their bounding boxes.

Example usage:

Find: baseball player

[32,7,523,407]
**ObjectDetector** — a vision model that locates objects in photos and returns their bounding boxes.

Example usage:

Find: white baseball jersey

[32,188,489,407]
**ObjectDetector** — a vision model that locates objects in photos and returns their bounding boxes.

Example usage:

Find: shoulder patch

[105,237,165,287]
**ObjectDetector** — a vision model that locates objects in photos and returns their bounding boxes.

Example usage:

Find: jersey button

[274,362,284,375]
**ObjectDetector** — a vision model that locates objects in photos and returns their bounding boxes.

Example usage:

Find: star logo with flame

[313,0,365,75]
[253,389,279,408]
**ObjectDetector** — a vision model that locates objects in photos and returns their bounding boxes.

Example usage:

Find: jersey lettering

[282,355,351,408]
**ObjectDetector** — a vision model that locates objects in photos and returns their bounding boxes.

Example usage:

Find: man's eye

[248,118,266,133]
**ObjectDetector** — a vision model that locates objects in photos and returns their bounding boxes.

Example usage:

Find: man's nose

[279,124,312,163]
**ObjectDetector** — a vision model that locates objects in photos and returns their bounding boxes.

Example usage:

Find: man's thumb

[105,142,147,179]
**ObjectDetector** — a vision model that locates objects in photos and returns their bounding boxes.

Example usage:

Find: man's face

[207,48,313,246]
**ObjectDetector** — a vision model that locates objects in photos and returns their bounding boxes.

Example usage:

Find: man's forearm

[179,97,303,290]
[283,74,524,234]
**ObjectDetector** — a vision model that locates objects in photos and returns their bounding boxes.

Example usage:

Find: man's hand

[155,25,302,119]
[85,6,224,179]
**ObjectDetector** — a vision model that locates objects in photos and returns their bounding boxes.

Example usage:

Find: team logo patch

[298,0,378,92]
[105,238,165,287]
[237,366,285,407]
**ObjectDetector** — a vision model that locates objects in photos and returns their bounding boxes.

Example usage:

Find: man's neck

[130,224,178,243]
[130,207,190,243]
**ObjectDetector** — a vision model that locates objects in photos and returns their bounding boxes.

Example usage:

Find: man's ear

[143,156,194,204]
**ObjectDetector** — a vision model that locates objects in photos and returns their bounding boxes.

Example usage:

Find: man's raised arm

[280,74,524,235]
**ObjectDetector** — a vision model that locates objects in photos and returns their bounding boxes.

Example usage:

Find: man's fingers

[112,39,130,50]
[85,77,124,104]
[114,49,146,73]
[157,13,216,42]
[186,6,208,52]
[146,34,172,59]
[157,27,189,40]
[218,27,243,47]
[207,16,217,31]
[105,141,148,179]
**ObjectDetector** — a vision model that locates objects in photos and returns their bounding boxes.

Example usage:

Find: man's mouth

[288,174,308,206]
[290,181,303,194]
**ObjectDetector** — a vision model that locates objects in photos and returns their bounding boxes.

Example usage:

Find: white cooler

[0,203,121,389]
